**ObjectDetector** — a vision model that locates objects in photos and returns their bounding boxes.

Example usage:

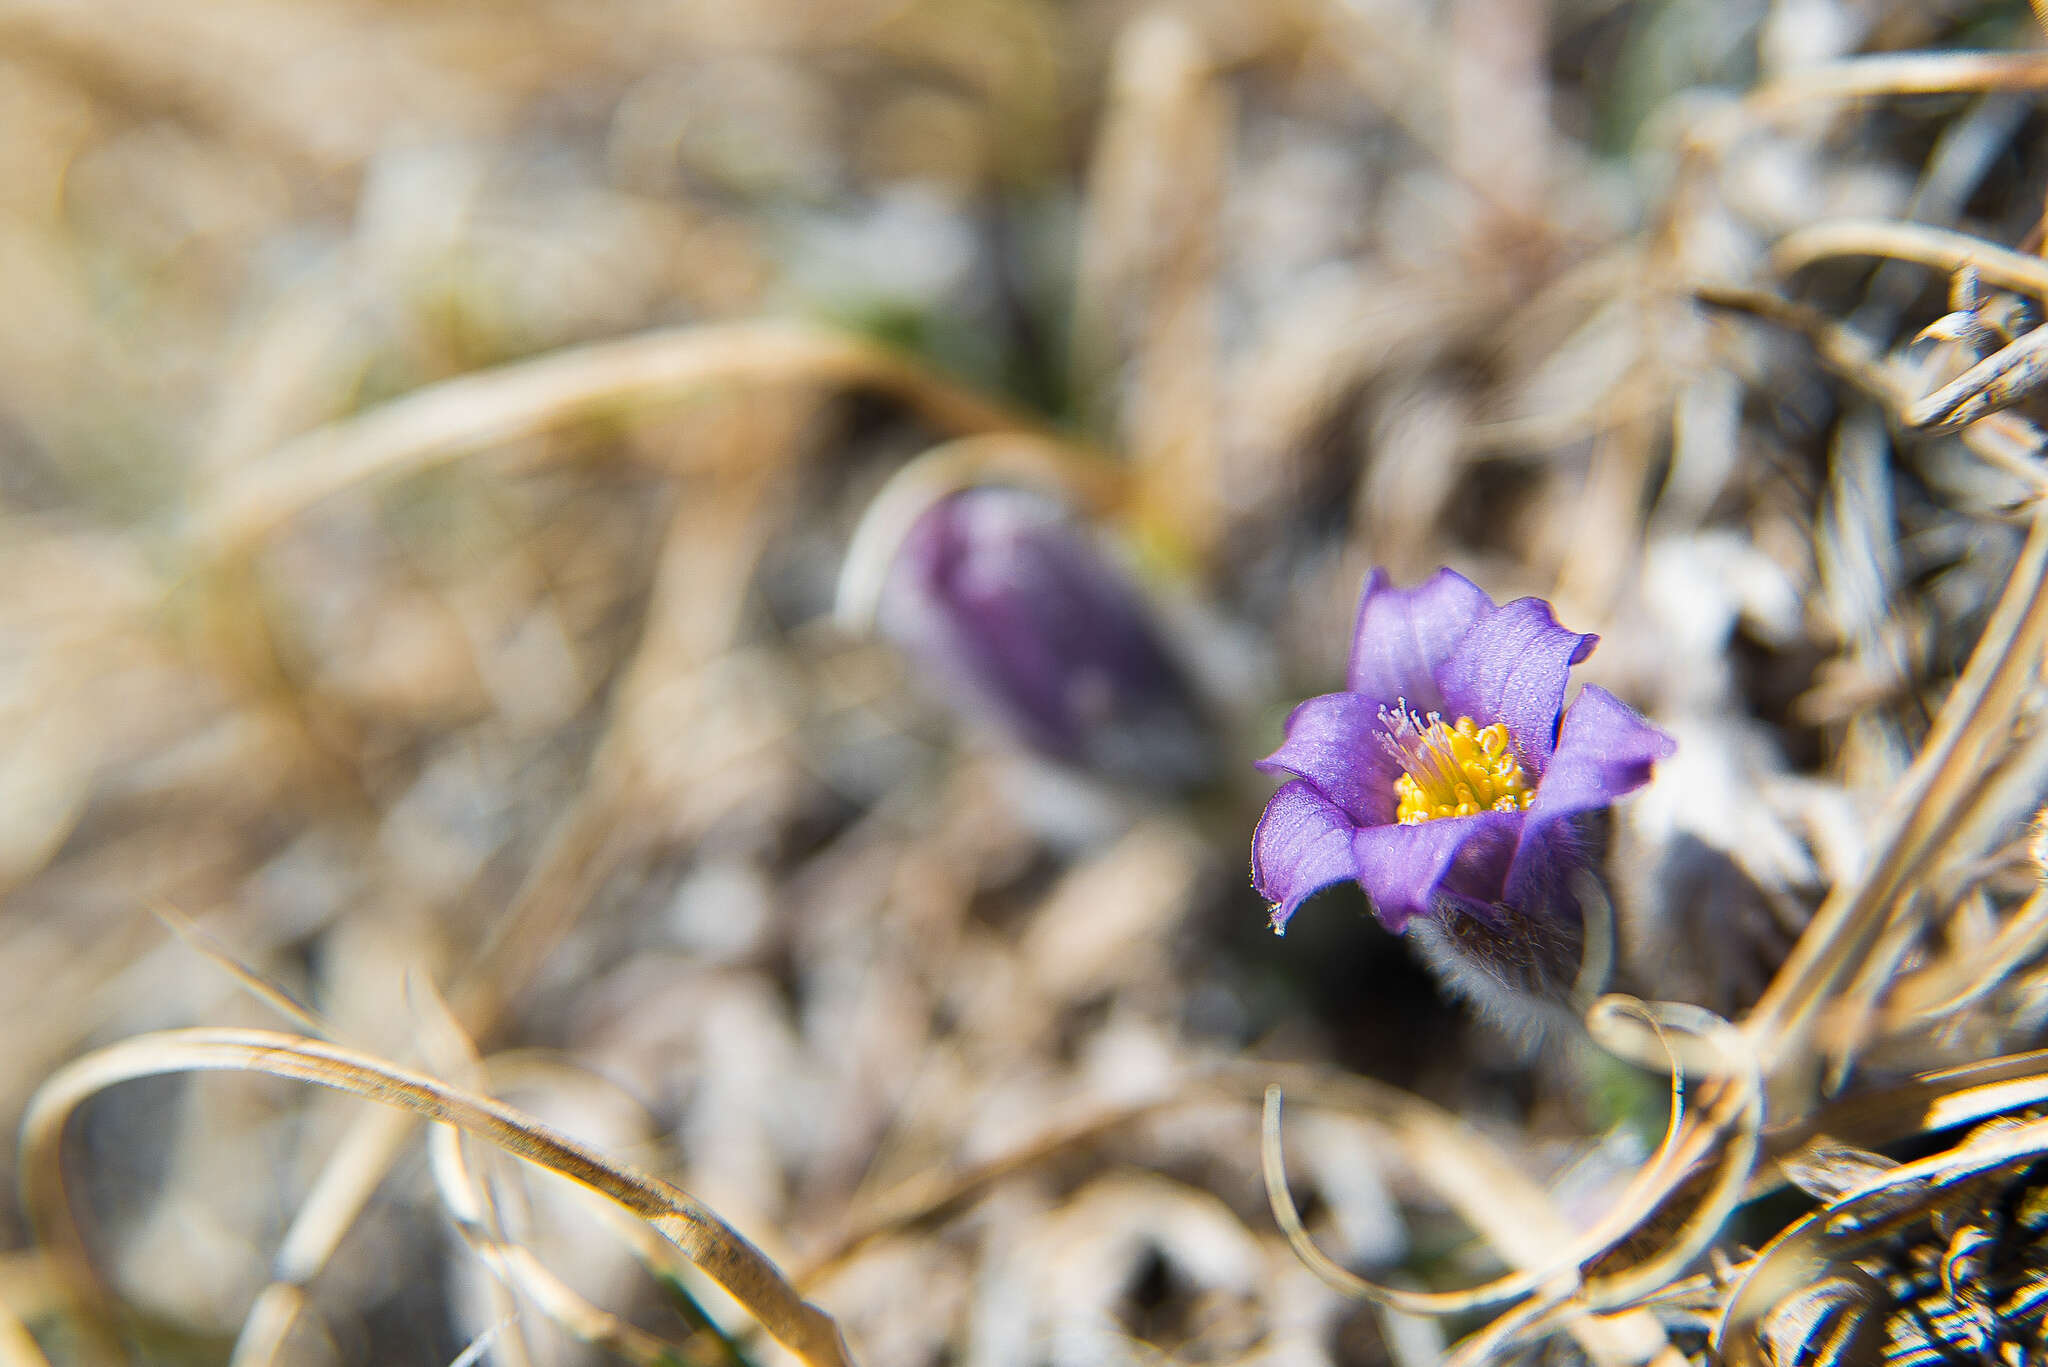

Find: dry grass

[9,1,2048,1365]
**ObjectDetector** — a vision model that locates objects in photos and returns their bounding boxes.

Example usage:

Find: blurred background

[4,0,2048,1363]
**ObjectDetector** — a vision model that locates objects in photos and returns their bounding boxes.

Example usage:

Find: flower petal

[1255,692,1401,826]
[1345,568,1493,711]
[1434,595,1596,773]
[1351,809,1521,932]
[1506,684,1672,904]
[1253,780,1363,931]
[1524,685,1673,819]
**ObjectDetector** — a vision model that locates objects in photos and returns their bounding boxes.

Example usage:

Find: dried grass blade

[1921,1075,2048,1131]
[1259,1000,1754,1359]
[1692,284,2048,493]
[0,1299,49,1367]
[1740,51,2048,120]
[1263,1084,1509,1316]
[1771,220,2048,301]
[810,1052,1680,1338]
[446,1315,520,1367]
[799,1094,1179,1287]
[151,902,331,1039]
[1715,1114,2048,1365]
[231,453,791,1364]
[1074,12,1226,559]
[428,1124,690,1366]
[1259,1008,1745,1331]
[1576,1000,1764,1310]
[228,961,498,1367]
[1441,1289,1691,1367]
[227,1107,419,1367]
[412,978,537,1367]
[190,320,1042,558]
[1760,1053,2048,1169]
[412,980,691,1367]
[1818,894,1932,1095]
[20,1029,856,1367]
[1742,499,2048,1077]
[1893,887,2048,1022]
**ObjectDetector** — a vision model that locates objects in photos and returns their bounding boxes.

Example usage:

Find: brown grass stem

[188,319,1048,559]
[1772,220,2048,301]
[20,1029,856,1367]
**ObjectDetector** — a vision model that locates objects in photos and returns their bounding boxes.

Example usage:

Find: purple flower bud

[1251,568,1673,1018]
[875,486,1214,790]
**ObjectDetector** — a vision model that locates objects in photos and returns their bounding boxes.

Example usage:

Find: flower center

[1377,703,1534,824]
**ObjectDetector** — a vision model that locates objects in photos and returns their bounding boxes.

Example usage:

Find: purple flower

[1252,569,1672,1009]
[877,486,1214,789]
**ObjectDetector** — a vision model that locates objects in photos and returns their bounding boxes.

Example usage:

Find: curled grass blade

[1771,219,2048,301]
[20,1029,855,1367]
[1423,1002,1757,1367]
[1576,999,1763,1311]
[233,459,797,1365]
[1263,1084,1534,1316]
[1693,283,2048,496]
[1715,1113,2048,1366]
[1261,997,1758,1364]
[410,982,693,1367]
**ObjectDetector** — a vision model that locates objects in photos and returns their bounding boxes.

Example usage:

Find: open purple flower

[1253,569,1672,1011]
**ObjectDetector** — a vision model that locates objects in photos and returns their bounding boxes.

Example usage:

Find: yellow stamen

[1388,713,1534,825]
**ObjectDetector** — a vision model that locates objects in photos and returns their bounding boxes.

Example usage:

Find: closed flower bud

[874,486,1214,790]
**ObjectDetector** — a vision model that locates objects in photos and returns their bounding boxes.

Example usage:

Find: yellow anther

[1387,714,1534,825]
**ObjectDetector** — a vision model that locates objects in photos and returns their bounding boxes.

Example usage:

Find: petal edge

[1435,595,1596,772]
[1346,568,1493,711]
[1253,780,1363,931]
[1506,684,1672,905]
[1352,809,1521,932]
[1254,692,1402,826]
